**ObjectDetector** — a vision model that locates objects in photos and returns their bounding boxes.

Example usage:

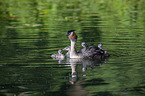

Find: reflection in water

[53,57,109,84]
[51,56,109,96]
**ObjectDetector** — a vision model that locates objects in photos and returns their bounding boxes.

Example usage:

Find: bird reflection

[51,56,109,84]
[51,53,109,96]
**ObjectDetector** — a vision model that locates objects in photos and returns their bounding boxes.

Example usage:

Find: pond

[0,0,145,96]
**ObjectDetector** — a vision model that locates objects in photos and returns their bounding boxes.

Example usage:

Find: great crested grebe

[82,42,110,57]
[66,30,84,58]
[51,49,65,58]
[97,43,110,57]
[79,42,87,52]
[79,42,102,57]
[63,46,71,58]
[66,30,109,58]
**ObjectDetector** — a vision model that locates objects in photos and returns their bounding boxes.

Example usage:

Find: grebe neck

[70,40,82,58]
[71,41,76,53]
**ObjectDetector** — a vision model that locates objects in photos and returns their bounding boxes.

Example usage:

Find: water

[0,0,145,96]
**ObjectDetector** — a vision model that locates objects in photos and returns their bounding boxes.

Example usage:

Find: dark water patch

[92,91,118,96]
[82,78,109,87]
[131,82,145,95]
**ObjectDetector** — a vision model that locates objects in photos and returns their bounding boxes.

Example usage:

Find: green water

[0,0,145,96]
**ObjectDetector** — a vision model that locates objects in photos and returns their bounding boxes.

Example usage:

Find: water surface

[0,0,145,96]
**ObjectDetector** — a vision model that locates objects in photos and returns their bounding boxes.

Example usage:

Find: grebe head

[51,49,64,58]
[63,46,71,51]
[98,44,102,49]
[81,42,87,47]
[58,49,63,54]
[66,30,77,41]
[63,46,71,58]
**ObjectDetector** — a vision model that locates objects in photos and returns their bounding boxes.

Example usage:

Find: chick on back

[51,49,65,58]
[79,42,98,57]
[65,30,109,58]
[79,42,109,58]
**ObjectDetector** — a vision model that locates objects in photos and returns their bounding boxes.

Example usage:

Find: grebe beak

[66,35,70,41]
[66,32,73,41]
